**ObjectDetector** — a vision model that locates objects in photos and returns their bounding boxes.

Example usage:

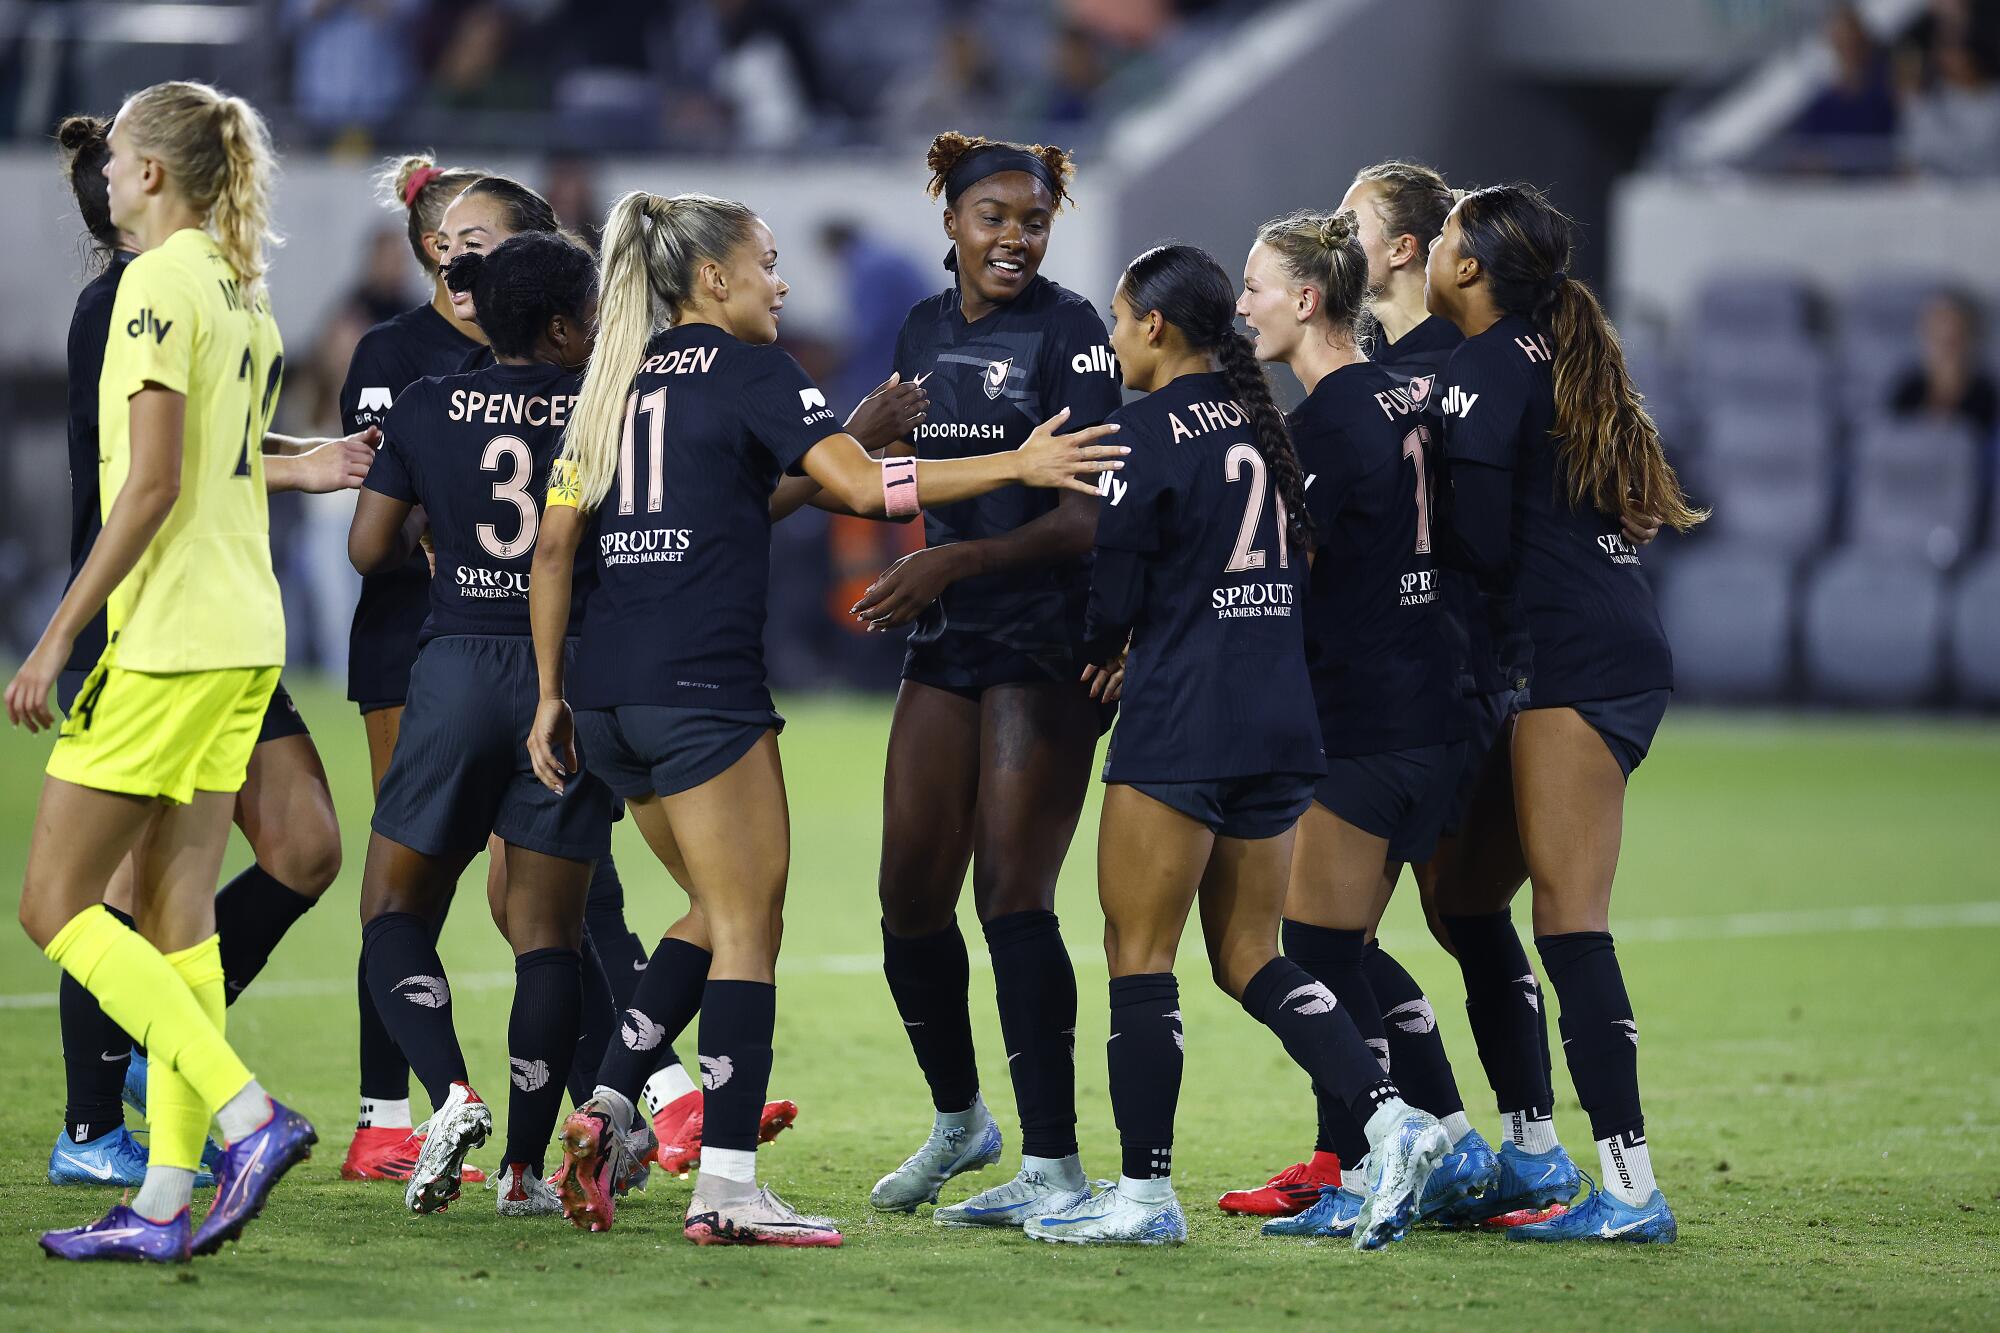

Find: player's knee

[263,821,342,899]
[1102,919,1175,978]
[878,872,958,938]
[970,869,1057,923]
[1206,935,1270,1001]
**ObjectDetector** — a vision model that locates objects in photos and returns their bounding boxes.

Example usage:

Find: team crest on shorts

[984,357,1013,400]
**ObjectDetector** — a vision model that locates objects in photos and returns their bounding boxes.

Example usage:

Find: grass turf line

[0,679,1995,1328]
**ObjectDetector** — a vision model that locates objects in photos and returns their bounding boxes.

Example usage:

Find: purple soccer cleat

[191,1098,317,1257]
[39,1202,191,1263]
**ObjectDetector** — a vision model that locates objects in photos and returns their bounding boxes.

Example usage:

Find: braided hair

[1120,243,1314,551]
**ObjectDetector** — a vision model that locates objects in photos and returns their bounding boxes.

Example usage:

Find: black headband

[944,145,1058,206]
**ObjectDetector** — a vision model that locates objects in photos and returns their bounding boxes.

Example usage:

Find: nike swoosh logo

[911,372,932,386]
[219,1136,270,1214]
[1106,1033,1121,1041]
[1599,1214,1660,1237]
[1007,1052,1021,1062]
[1041,1212,1111,1227]
[101,1051,128,1062]
[56,1151,117,1180]
[632,960,647,971]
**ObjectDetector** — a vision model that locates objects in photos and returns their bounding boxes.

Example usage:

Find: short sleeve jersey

[1376,314,1514,696]
[1438,315,1672,705]
[1092,371,1324,784]
[366,360,590,641]
[891,274,1123,656]
[60,251,135,675]
[98,229,285,672]
[1290,362,1463,756]
[341,301,482,702]
[547,325,838,713]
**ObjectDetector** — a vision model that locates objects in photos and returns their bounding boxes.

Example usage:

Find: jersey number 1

[618,387,668,515]
[1224,443,1289,573]
[1401,426,1432,555]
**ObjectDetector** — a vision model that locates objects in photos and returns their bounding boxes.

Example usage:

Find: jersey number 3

[479,435,539,559]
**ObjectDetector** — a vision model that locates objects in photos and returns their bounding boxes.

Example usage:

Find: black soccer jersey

[1376,315,1512,697]
[1290,362,1463,756]
[60,252,135,675]
[891,273,1123,658]
[341,301,483,704]
[565,324,839,713]
[366,361,590,642]
[1089,371,1323,784]
[1437,315,1672,706]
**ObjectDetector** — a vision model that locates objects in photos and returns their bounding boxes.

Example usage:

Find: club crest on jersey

[1405,374,1434,407]
[983,357,1013,400]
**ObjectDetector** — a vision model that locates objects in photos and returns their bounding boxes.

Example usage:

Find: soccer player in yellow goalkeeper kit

[7,81,316,1265]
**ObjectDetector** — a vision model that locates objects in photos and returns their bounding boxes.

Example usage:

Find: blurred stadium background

[2,0,1997,709]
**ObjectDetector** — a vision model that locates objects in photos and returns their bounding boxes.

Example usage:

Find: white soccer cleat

[1024,1182,1187,1246]
[934,1163,1092,1228]
[869,1107,1003,1212]
[685,1181,843,1247]
[405,1082,492,1215]
[1353,1100,1451,1251]
[493,1162,562,1217]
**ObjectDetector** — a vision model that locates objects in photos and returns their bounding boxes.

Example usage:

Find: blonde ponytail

[121,81,278,295]
[559,189,759,512]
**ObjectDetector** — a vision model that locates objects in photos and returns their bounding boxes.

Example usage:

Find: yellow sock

[148,937,229,1171]
[44,906,252,1114]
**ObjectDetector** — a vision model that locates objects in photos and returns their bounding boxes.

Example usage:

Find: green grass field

[1,679,1996,1329]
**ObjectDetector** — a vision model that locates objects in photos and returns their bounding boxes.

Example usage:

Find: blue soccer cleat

[1507,1180,1677,1244]
[122,1050,147,1115]
[1262,1180,1365,1237]
[1468,1140,1583,1221]
[1420,1129,1502,1223]
[869,1106,1003,1212]
[39,1202,190,1263]
[1352,1104,1451,1251]
[190,1098,317,1256]
[48,1127,148,1188]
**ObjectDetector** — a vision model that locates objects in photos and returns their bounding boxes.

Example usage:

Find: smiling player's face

[436,191,517,322]
[711,219,788,346]
[946,172,1053,312]
[1236,242,1302,364]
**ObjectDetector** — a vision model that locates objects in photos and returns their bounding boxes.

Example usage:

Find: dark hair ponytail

[55,114,119,269]
[446,231,598,360]
[1120,242,1313,551]
[1453,183,1707,533]
[461,175,561,238]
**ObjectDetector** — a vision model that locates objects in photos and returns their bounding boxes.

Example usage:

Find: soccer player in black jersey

[1426,183,1705,1244]
[41,114,372,1192]
[347,233,618,1218]
[1221,206,1508,1242]
[523,189,1122,1246]
[1021,243,1445,1250]
[856,133,1126,1226]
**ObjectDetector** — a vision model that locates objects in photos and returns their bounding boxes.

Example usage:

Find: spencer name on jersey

[892,274,1123,650]
[1090,371,1323,784]
[1290,362,1462,756]
[367,362,589,641]
[555,324,838,713]
[1437,313,1672,706]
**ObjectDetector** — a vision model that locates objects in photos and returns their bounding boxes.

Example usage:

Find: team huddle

[8,80,1704,1262]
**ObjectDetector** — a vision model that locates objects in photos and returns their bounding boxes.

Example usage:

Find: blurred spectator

[885,19,1004,138]
[818,219,931,417]
[1785,5,1897,173]
[354,226,423,325]
[543,157,604,247]
[1029,25,1110,132]
[1900,29,2000,175]
[283,0,425,137]
[425,2,539,115]
[1890,293,1998,439]
[702,0,835,149]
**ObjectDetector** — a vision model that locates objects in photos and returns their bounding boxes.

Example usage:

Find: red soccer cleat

[1480,1201,1571,1229]
[1217,1151,1342,1216]
[553,1099,626,1232]
[652,1091,801,1177]
[339,1126,485,1184]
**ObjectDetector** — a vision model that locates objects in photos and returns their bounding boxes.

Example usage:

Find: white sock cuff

[358,1097,413,1130]
[1118,1173,1174,1204]
[699,1145,757,1184]
[643,1064,699,1117]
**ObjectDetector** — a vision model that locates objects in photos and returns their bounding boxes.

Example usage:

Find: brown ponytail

[1453,183,1707,532]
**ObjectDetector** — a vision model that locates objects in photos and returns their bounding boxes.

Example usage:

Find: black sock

[213,864,316,1003]
[596,936,710,1104]
[361,912,466,1108]
[507,948,581,1175]
[357,953,411,1104]
[583,856,647,1010]
[1443,910,1555,1117]
[1536,932,1644,1141]
[1107,973,1181,1181]
[881,920,980,1113]
[571,930,616,1105]
[1281,920,1384,1162]
[1364,941,1466,1121]
[697,979,776,1152]
[1242,957,1399,1137]
[984,910,1078,1159]
[60,905,134,1142]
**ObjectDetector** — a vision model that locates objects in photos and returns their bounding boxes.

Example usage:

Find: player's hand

[853,545,964,630]
[844,372,928,453]
[1621,495,1662,546]
[296,428,378,494]
[6,635,70,733]
[1081,642,1128,703]
[527,698,577,794]
[1014,407,1125,494]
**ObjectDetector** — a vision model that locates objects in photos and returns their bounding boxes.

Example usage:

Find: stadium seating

[1658,546,1794,699]
[1948,553,2000,703]
[1801,551,1947,703]
[1691,270,1815,344]
[1846,418,1980,565]
[1687,338,1831,422]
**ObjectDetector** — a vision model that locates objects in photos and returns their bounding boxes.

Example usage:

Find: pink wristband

[882,455,920,517]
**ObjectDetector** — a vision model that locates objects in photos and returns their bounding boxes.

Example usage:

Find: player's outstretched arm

[526,502,584,794]
[6,387,184,732]
[266,426,376,494]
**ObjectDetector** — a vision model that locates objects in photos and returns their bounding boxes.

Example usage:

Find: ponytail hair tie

[402,164,442,208]
[1546,269,1569,293]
